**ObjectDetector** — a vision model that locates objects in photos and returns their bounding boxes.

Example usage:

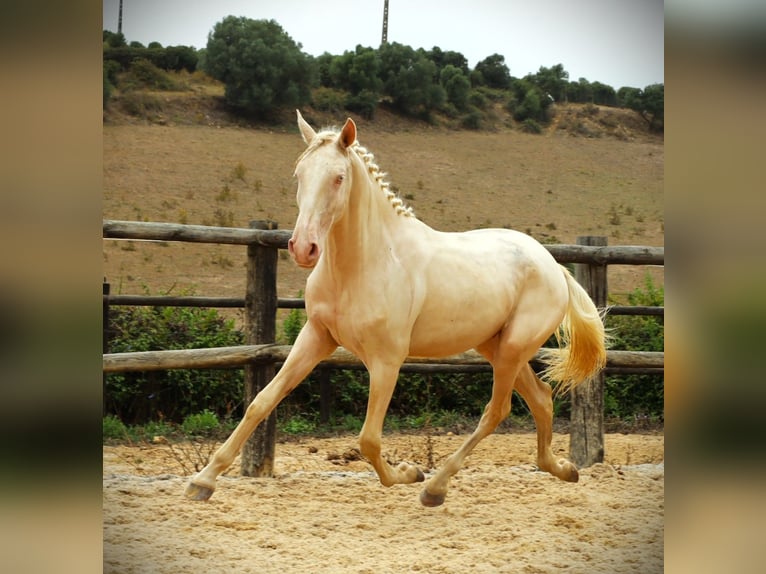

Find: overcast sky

[103,0,664,90]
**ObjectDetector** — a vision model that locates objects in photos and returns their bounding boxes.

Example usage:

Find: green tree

[440,64,471,111]
[327,45,382,118]
[590,81,617,106]
[473,53,511,89]
[205,16,314,118]
[531,64,569,102]
[103,29,126,48]
[627,83,664,132]
[509,78,551,124]
[378,42,445,118]
[617,86,642,108]
[426,46,469,76]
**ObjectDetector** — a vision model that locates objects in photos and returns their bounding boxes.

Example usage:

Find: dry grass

[103,101,663,317]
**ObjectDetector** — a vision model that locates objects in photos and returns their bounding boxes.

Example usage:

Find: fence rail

[103,219,664,474]
[103,293,662,317]
[103,219,664,264]
[103,344,663,374]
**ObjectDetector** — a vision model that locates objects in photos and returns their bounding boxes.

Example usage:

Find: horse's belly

[407,300,508,358]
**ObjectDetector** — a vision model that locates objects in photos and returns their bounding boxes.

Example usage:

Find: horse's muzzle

[288,237,320,268]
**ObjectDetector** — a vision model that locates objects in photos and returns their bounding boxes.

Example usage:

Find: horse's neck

[326,163,403,275]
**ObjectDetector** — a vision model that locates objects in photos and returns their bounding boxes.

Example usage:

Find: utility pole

[118,0,123,35]
[381,0,389,45]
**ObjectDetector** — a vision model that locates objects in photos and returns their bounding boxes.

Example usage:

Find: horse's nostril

[309,243,318,257]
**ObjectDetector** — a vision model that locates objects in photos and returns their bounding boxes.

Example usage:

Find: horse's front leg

[185,320,337,501]
[358,360,425,487]
[514,364,579,482]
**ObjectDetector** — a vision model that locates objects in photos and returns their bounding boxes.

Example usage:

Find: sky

[103,0,664,90]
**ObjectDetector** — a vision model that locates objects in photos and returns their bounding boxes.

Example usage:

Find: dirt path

[104,432,663,573]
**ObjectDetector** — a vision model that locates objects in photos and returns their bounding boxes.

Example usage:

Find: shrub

[181,410,220,437]
[281,304,305,344]
[520,118,542,134]
[123,58,182,90]
[105,303,244,424]
[312,87,345,113]
[604,275,664,420]
[460,106,484,130]
[103,415,129,440]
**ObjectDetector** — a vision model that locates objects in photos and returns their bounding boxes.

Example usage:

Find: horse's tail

[541,265,608,395]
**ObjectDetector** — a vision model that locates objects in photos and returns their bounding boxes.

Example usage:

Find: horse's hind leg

[515,364,579,482]
[420,356,522,507]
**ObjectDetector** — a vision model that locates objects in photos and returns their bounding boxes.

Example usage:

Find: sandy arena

[103,431,663,573]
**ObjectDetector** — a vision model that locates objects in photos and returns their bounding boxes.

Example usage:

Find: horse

[186,110,607,507]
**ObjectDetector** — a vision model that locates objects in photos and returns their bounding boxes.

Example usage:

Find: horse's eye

[335,174,345,186]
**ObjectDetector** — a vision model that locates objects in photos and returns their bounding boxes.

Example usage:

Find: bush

[520,118,542,134]
[123,58,185,91]
[604,275,664,420]
[181,410,220,437]
[103,415,129,440]
[460,106,484,130]
[105,303,244,424]
[311,87,345,113]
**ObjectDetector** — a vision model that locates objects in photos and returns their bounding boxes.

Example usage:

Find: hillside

[103,76,663,316]
[104,72,660,142]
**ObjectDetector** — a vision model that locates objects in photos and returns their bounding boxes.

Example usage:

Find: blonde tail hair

[541,266,608,395]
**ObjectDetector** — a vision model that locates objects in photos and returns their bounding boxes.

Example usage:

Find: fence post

[241,220,279,477]
[318,368,333,425]
[569,236,607,468]
[103,279,110,414]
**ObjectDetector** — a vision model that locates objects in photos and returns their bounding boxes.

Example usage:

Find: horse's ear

[296,109,316,145]
[339,118,356,150]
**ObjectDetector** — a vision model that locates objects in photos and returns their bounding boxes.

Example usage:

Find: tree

[205,17,314,118]
[509,78,552,125]
[440,64,471,111]
[426,46,469,76]
[617,86,642,108]
[473,53,511,89]
[625,83,664,132]
[326,45,382,117]
[590,81,617,106]
[569,77,594,103]
[531,64,569,102]
[378,42,445,118]
[103,30,126,48]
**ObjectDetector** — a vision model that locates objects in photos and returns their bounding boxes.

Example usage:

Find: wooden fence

[103,219,664,475]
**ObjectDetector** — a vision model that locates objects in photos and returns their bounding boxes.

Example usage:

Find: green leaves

[105,305,244,424]
[205,17,314,118]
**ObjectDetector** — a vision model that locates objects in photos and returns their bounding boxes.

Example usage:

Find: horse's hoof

[414,467,425,483]
[185,482,215,501]
[419,489,445,507]
[567,467,580,483]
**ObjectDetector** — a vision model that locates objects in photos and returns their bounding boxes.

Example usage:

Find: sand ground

[104,432,663,573]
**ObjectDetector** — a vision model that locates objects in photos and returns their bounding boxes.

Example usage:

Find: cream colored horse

[186,111,607,507]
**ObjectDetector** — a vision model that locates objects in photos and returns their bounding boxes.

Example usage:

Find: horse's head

[288,110,357,268]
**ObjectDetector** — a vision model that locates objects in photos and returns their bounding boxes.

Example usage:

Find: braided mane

[351,142,415,218]
[296,127,415,218]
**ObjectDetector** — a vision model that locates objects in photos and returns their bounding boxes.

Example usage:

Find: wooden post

[241,221,279,477]
[103,279,110,414]
[318,368,332,425]
[569,236,608,468]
